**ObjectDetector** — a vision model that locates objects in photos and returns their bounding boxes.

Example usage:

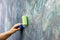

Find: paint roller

[18,16,28,29]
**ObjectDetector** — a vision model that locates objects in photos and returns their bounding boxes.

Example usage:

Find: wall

[0,0,60,40]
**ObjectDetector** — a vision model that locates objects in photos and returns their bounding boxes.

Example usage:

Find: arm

[0,23,21,40]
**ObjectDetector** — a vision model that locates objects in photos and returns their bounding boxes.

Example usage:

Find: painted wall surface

[0,0,60,40]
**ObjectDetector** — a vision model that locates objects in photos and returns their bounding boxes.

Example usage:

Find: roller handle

[18,25,24,29]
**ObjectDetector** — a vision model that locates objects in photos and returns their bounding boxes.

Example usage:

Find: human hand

[9,23,21,34]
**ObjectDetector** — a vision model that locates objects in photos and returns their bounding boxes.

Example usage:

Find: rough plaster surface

[0,0,60,40]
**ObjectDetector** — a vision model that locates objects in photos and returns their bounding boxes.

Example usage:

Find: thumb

[16,28,21,31]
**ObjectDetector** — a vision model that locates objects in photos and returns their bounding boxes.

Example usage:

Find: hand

[9,23,21,34]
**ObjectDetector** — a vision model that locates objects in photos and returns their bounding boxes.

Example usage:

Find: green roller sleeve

[22,16,28,26]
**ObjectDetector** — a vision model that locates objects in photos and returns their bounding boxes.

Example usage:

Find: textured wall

[0,0,60,40]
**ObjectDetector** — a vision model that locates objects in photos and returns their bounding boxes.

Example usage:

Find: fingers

[12,23,23,31]
[16,28,20,31]
[17,28,21,30]
[13,23,22,28]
